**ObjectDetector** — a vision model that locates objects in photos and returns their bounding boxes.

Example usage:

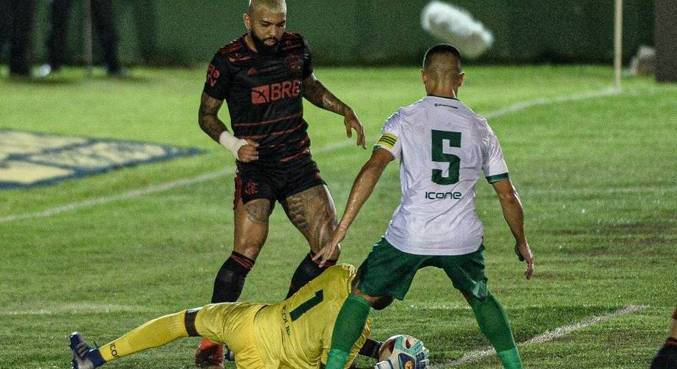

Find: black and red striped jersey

[203,32,314,168]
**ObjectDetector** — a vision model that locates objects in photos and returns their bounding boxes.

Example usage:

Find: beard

[251,31,280,56]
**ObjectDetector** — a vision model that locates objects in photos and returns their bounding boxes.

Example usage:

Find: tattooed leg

[283,185,339,297]
[283,185,339,254]
[233,198,272,260]
[208,198,271,307]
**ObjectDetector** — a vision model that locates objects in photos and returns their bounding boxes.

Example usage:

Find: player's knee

[371,296,394,310]
[463,290,494,310]
[233,243,263,260]
[462,291,474,303]
[242,199,272,224]
[352,288,391,309]
[312,218,340,251]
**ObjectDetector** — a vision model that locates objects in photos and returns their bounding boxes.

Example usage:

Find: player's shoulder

[455,100,487,123]
[379,101,421,133]
[281,32,307,50]
[451,100,493,132]
[394,98,427,124]
[214,35,251,63]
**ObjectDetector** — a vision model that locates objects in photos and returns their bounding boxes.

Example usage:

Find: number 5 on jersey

[431,130,461,185]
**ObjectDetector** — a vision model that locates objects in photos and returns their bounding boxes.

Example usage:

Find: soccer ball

[374,335,429,369]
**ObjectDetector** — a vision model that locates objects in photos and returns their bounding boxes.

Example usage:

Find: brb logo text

[251,80,301,105]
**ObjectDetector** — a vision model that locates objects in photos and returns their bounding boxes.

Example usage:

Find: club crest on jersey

[285,54,303,73]
[245,181,259,195]
[251,80,301,105]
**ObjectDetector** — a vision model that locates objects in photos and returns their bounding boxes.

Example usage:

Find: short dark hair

[248,0,286,15]
[423,44,462,70]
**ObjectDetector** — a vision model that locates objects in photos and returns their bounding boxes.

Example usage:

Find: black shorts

[234,158,326,208]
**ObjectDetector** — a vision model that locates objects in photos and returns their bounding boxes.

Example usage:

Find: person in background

[0,0,36,78]
[37,0,125,77]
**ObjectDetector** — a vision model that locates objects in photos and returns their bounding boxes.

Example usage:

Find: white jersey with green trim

[375,95,509,256]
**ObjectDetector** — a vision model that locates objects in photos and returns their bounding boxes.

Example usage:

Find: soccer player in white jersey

[315,44,534,369]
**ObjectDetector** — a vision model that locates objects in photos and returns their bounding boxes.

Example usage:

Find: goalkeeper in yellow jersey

[69,264,371,369]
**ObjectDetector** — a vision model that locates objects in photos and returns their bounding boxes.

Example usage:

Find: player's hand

[313,228,346,268]
[237,140,259,163]
[515,241,534,280]
[344,109,366,149]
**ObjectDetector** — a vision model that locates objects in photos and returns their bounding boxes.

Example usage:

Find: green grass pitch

[0,66,675,369]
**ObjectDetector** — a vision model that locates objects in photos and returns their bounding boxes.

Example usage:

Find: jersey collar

[426,94,459,101]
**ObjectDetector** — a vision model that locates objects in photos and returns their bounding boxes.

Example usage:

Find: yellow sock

[98,310,189,362]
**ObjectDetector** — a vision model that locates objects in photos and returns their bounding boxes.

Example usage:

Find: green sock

[325,294,372,369]
[326,349,350,369]
[468,292,523,369]
[497,348,524,369]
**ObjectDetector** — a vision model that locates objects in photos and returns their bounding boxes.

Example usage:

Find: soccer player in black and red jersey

[195,0,372,367]
[651,307,677,369]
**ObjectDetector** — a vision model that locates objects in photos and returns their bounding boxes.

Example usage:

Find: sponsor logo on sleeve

[207,64,221,87]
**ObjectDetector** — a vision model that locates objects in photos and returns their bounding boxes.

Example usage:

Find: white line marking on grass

[0,303,154,316]
[0,170,230,224]
[484,88,620,120]
[524,185,677,196]
[435,305,646,368]
[0,88,624,224]
[0,142,353,224]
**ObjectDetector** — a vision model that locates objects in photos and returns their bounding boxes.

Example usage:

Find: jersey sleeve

[374,111,403,159]
[482,122,509,183]
[302,37,314,79]
[202,52,231,101]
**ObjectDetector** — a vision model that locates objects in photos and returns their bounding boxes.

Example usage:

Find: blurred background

[0,2,675,369]
[1,0,657,68]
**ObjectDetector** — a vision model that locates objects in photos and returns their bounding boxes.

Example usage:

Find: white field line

[524,185,677,196]
[0,88,624,225]
[484,87,620,120]
[434,305,646,368]
[0,170,230,224]
[0,142,353,224]
[0,303,154,316]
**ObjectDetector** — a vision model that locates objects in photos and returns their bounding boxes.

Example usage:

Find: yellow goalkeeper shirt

[252,263,371,369]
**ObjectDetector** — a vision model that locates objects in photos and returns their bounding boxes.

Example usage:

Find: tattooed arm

[198,92,258,162]
[313,148,394,266]
[303,74,366,148]
[198,92,228,142]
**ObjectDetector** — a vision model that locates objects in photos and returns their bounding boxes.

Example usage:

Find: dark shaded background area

[1,0,656,67]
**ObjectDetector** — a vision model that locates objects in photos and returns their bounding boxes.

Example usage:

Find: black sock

[286,252,336,298]
[359,338,382,359]
[211,252,255,303]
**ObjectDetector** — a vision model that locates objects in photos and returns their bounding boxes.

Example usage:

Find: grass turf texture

[0,66,675,369]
